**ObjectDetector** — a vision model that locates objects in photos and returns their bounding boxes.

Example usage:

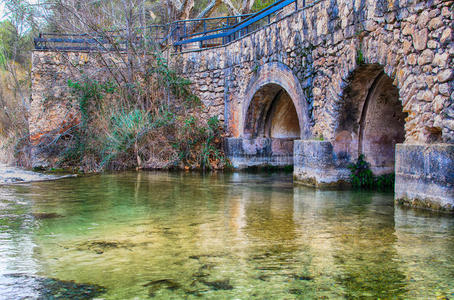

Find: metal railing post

[295,0,298,10]
[200,20,207,48]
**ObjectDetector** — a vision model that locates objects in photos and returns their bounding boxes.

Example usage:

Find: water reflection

[0,187,40,298]
[394,207,454,298]
[0,172,452,299]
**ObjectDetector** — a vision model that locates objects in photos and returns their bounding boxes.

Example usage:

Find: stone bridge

[30,0,453,211]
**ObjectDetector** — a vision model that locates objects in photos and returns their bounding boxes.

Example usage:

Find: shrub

[348,154,374,189]
[348,154,394,191]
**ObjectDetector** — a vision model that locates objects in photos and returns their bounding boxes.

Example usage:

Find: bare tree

[241,0,255,14]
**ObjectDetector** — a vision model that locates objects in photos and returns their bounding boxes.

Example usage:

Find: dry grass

[0,67,31,166]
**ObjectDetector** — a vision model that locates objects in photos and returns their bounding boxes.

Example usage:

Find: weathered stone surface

[412,29,428,51]
[417,90,434,102]
[433,53,449,67]
[438,83,451,96]
[428,18,443,31]
[433,95,445,114]
[293,140,350,188]
[395,144,454,213]
[417,49,434,65]
[225,137,293,168]
[440,28,452,44]
[437,69,452,83]
[173,0,453,146]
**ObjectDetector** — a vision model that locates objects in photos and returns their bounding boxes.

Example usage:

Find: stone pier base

[293,140,350,188]
[225,138,294,168]
[395,144,454,213]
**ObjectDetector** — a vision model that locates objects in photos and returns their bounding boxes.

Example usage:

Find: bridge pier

[395,144,454,212]
[225,137,294,168]
[293,140,454,212]
[293,140,350,188]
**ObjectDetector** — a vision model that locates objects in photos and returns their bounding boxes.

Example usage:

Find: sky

[0,3,5,21]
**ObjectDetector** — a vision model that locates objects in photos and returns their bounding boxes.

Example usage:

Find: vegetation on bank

[45,54,230,172]
[348,155,395,191]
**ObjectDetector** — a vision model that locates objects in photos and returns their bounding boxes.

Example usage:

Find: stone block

[293,140,350,188]
[395,143,454,212]
[225,138,293,168]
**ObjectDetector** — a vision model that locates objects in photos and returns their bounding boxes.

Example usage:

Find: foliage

[0,1,38,166]
[101,109,153,167]
[152,55,200,106]
[375,173,395,191]
[252,0,274,12]
[67,79,115,123]
[53,53,229,172]
[0,0,245,168]
[0,66,30,166]
[173,115,229,170]
[348,155,394,191]
[0,20,33,66]
[348,154,374,189]
[356,48,364,65]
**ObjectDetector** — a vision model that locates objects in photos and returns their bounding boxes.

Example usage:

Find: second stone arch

[226,62,310,168]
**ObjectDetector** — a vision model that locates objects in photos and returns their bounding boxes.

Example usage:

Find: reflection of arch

[240,62,310,139]
[333,64,407,174]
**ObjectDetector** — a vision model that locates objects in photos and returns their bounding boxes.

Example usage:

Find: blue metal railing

[35,0,307,51]
[34,26,168,51]
[169,14,253,49]
[174,0,298,48]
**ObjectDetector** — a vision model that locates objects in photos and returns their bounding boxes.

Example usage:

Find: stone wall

[30,51,114,166]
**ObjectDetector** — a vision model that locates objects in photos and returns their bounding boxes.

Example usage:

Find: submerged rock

[188,253,227,260]
[257,274,270,281]
[289,288,304,295]
[32,212,64,220]
[143,279,182,297]
[200,279,233,290]
[5,274,106,299]
[76,240,130,254]
[75,239,153,255]
[292,274,314,281]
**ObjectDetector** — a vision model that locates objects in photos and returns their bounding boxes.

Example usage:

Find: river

[0,171,453,299]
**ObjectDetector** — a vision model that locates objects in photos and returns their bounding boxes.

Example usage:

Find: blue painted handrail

[174,0,297,46]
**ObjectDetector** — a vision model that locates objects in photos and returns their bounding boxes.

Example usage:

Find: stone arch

[240,62,310,139]
[243,84,301,139]
[333,64,407,174]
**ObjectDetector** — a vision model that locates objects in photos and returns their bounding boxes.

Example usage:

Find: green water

[0,172,453,299]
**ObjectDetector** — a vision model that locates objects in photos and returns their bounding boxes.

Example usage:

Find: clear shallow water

[0,171,453,299]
